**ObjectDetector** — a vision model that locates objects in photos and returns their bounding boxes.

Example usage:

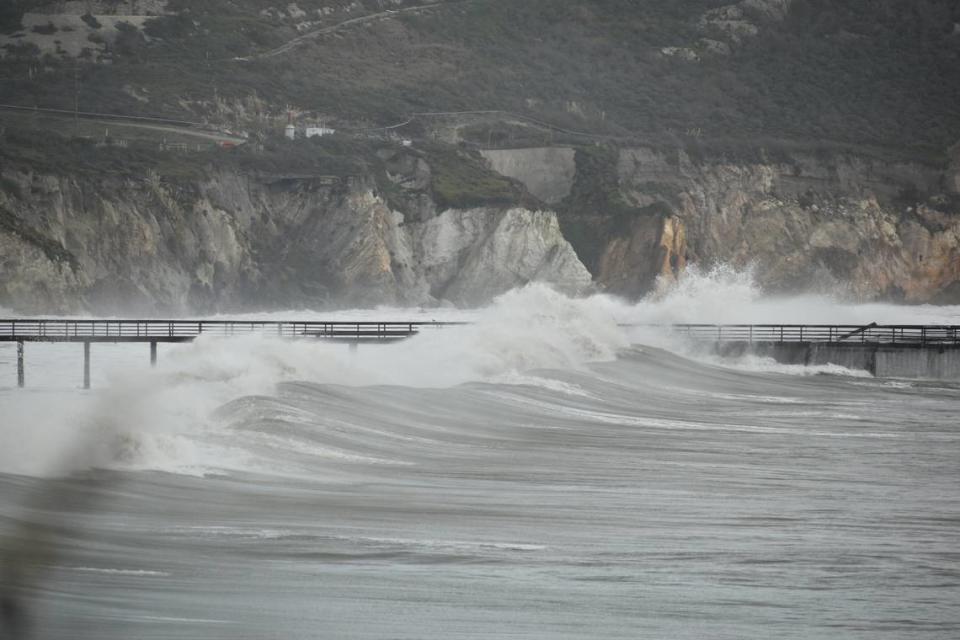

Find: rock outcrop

[0,151,591,313]
[554,145,960,302]
[3,138,958,313]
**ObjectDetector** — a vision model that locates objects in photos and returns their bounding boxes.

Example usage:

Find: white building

[305,125,336,138]
[285,124,296,140]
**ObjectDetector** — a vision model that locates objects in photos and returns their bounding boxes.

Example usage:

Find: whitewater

[1,268,958,639]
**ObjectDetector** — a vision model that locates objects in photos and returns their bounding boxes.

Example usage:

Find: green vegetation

[31,22,57,35]
[0,176,23,200]
[0,122,536,215]
[236,134,376,177]
[557,145,671,272]
[0,1,23,34]
[0,0,958,160]
[0,129,215,180]
[0,126,388,183]
[80,14,101,30]
[423,144,531,210]
[562,146,636,218]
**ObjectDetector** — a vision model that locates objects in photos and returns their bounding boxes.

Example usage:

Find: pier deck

[0,319,464,343]
[0,319,464,388]
[3,320,958,346]
[2,320,958,387]
[663,323,960,346]
[662,324,960,379]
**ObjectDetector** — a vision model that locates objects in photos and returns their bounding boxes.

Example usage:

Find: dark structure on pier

[2,320,959,388]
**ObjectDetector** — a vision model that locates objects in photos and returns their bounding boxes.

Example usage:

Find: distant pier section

[2,320,959,388]
[672,323,960,380]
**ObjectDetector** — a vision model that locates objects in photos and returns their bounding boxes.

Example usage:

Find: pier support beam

[17,341,24,388]
[150,341,157,367]
[349,342,358,353]
[83,341,91,390]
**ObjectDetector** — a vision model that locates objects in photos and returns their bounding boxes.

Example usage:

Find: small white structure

[305,125,336,138]
[285,124,296,140]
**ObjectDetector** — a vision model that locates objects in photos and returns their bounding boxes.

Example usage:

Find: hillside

[1,0,959,155]
[2,1,960,312]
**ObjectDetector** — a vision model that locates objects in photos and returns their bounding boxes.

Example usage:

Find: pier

[0,319,463,388]
[666,323,960,379]
[2,320,959,387]
[664,323,960,346]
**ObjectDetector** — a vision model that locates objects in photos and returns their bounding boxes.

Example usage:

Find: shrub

[0,2,23,34]
[81,13,102,29]
[0,176,23,200]
[32,22,57,35]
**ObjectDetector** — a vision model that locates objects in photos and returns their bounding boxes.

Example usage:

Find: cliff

[484,143,960,303]
[2,134,958,313]
[2,1,958,313]
[0,143,591,314]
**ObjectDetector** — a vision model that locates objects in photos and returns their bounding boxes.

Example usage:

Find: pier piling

[16,341,24,388]
[83,341,90,390]
[150,341,157,367]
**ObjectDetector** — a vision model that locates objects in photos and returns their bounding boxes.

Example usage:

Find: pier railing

[662,324,960,346]
[0,319,466,342]
[2,320,958,345]
[3,319,958,389]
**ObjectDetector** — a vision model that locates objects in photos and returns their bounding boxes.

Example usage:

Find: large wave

[0,268,956,478]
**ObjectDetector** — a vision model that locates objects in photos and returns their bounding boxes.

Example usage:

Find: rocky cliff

[0,145,591,314]
[2,137,959,314]
[482,143,960,303]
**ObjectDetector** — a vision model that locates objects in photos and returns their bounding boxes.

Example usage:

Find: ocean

[1,269,959,639]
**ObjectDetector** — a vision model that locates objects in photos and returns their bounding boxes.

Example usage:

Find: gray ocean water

[1,281,959,639]
[1,346,959,639]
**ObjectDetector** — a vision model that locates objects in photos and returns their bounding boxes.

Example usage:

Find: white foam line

[346,536,547,552]
[66,567,170,577]
[163,526,296,540]
[490,392,904,438]
[138,615,232,624]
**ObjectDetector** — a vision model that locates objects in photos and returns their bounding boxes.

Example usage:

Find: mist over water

[1,268,959,639]
[0,267,958,477]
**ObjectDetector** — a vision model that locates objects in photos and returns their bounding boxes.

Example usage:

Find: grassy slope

[1,0,959,154]
[0,124,535,215]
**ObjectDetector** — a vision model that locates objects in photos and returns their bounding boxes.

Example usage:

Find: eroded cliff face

[3,139,958,314]
[485,144,960,303]
[615,147,960,302]
[0,153,591,314]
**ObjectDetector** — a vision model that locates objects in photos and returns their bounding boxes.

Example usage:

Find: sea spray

[0,284,628,477]
[598,264,960,326]
[1,273,957,478]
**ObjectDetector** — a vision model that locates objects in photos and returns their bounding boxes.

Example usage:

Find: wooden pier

[2,320,959,388]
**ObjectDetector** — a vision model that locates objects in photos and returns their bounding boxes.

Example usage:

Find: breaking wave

[0,268,956,478]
